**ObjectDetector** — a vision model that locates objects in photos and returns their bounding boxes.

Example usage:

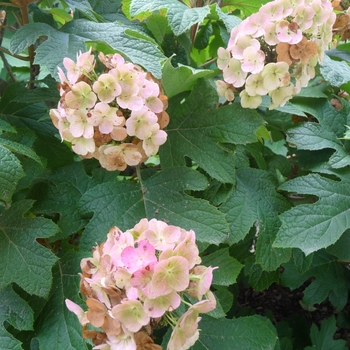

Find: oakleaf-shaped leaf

[306,316,347,350]
[79,167,228,250]
[162,58,214,98]
[65,0,104,22]
[130,0,210,36]
[274,174,350,255]
[191,315,277,350]
[159,79,264,183]
[282,252,348,311]
[221,0,271,16]
[0,145,24,203]
[30,163,95,239]
[286,98,350,168]
[287,123,350,168]
[0,200,59,297]
[10,20,165,78]
[0,286,34,350]
[220,168,291,271]
[33,251,89,350]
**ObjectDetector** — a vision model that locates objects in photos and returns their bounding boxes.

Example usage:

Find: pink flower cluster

[216,0,336,109]
[65,219,217,350]
[50,50,169,171]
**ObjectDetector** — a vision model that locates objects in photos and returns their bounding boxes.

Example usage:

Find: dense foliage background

[1,0,350,349]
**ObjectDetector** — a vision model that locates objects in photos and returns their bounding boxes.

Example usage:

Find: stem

[190,0,203,44]
[135,164,146,195]
[0,10,16,81]
[199,57,217,68]
[0,2,20,7]
[0,51,16,81]
[0,46,31,61]
[20,2,36,88]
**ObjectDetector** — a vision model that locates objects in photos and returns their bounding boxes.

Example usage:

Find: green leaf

[274,174,350,255]
[33,251,89,350]
[162,58,214,98]
[326,48,350,62]
[130,0,210,36]
[30,163,95,239]
[286,122,350,169]
[320,55,350,87]
[306,316,347,350]
[145,14,169,44]
[220,168,291,271]
[0,119,16,133]
[326,229,350,260]
[248,264,279,291]
[0,138,43,166]
[79,167,228,250]
[10,20,165,79]
[0,83,75,169]
[282,252,348,311]
[0,145,24,203]
[0,286,34,350]
[192,315,278,350]
[212,4,241,32]
[65,0,105,22]
[201,247,243,286]
[159,79,264,183]
[221,0,271,16]
[0,200,59,297]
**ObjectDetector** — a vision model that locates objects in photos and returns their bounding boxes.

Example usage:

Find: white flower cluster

[66,219,217,350]
[217,0,336,109]
[50,50,169,171]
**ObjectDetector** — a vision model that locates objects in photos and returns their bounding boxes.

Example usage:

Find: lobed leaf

[274,174,350,255]
[221,0,271,16]
[79,167,229,250]
[0,145,24,203]
[30,163,96,239]
[10,21,165,79]
[220,168,291,271]
[0,200,59,297]
[282,251,348,311]
[306,316,347,350]
[0,285,34,350]
[159,79,264,183]
[130,0,210,36]
[162,58,214,98]
[33,251,90,350]
[286,123,350,169]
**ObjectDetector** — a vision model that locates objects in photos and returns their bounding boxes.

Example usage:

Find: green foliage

[191,315,278,349]
[1,0,350,349]
[79,167,228,250]
[274,173,350,255]
[0,200,59,296]
[159,79,264,183]
[305,316,347,350]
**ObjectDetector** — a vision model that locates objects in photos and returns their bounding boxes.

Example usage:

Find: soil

[236,281,350,348]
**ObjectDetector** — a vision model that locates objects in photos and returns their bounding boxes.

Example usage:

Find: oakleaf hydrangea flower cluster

[50,50,169,171]
[216,0,336,109]
[65,218,217,350]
